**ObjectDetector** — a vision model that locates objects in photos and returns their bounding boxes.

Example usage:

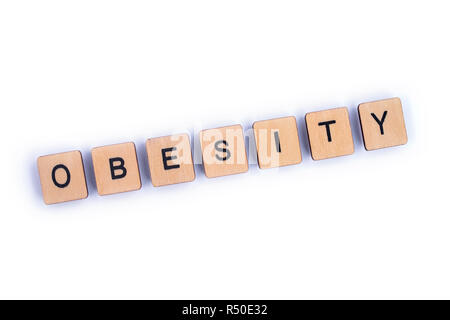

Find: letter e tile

[146,134,195,187]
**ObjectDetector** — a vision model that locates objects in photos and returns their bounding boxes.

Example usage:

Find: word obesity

[37,97,407,204]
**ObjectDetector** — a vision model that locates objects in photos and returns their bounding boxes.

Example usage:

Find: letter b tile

[305,107,354,160]
[91,142,141,195]
[146,134,195,187]
[358,97,408,151]
[37,150,88,205]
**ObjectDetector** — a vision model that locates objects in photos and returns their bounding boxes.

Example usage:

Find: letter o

[51,164,71,188]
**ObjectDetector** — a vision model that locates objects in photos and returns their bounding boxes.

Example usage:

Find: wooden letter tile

[146,134,195,187]
[253,116,302,169]
[37,151,88,204]
[91,142,141,195]
[305,107,354,160]
[358,97,408,151]
[200,124,248,178]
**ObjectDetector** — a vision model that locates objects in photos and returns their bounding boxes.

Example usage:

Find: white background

[0,1,448,299]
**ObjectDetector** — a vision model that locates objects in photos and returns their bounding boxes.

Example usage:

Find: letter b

[109,157,127,180]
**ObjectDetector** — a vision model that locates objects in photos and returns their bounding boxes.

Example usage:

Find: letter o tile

[37,150,88,205]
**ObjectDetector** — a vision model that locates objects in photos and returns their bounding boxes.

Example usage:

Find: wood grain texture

[91,142,141,196]
[200,124,248,178]
[358,97,407,151]
[305,107,354,160]
[253,116,302,169]
[146,134,195,187]
[37,150,88,205]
